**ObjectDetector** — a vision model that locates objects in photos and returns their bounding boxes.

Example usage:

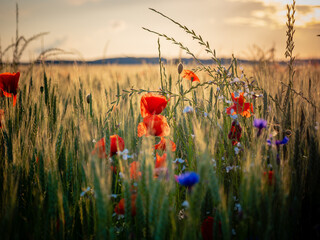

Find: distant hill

[25,57,320,65]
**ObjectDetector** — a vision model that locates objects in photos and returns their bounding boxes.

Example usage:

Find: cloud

[222,0,320,29]
[222,0,280,28]
[303,21,320,29]
[67,0,101,6]
[296,5,320,15]
[107,20,127,33]
[226,17,268,27]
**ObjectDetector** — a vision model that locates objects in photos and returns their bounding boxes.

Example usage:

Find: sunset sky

[0,0,319,62]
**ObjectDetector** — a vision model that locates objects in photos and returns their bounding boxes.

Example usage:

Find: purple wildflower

[275,136,289,146]
[267,136,289,146]
[253,118,267,137]
[176,172,199,188]
[267,136,289,165]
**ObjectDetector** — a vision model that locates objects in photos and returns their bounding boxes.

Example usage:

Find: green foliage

[0,3,319,240]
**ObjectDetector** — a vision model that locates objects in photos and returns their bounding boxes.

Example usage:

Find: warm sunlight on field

[1,1,320,240]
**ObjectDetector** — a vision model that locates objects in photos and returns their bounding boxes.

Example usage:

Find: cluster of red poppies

[138,93,177,175]
[91,134,138,216]
[226,92,254,145]
[113,70,202,216]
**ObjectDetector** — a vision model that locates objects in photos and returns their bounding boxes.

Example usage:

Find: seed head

[178,62,183,74]
[86,93,92,104]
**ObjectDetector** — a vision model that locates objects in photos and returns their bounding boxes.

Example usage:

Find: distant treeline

[21,57,320,65]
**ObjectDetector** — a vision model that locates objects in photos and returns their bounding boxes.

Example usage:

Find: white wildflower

[226,166,233,173]
[230,114,238,120]
[235,203,242,212]
[80,187,91,197]
[182,200,189,209]
[118,148,132,160]
[234,147,240,155]
[212,159,217,167]
[231,77,240,84]
[173,158,185,164]
[183,106,194,114]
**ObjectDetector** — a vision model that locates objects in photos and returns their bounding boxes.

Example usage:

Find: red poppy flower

[137,115,170,137]
[114,194,137,216]
[228,120,242,145]
[0,72,20,106]
[226,92,254,118]
[0,109,4,128]
[154,153,167,178]
[110,134,125,156]
[140,93,168,118]
[154,137,176,152]
[264,170,274,185]
[91,138,107,158]
[201,216,222,240]
[181,69,200,82]
[130,161,141,180]
[155,153,167,169]
[92,135,125,158]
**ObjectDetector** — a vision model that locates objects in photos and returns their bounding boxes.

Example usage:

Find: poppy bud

[40,86,44,93]
[86,93,92,104]
[178,62,183,74]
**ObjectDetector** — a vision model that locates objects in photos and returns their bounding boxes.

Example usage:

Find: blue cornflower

[267,136,289,146]
[253,118,267,137]
[275,136,289,146]
[176,172,199,188]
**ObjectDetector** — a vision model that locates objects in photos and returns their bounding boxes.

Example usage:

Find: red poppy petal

[142,115,170,137]
[13,95,17,106]
[2,91,13,98]
[137,122,147,137]
[226,105,237,115]
[171,141,177,151]
[155,138,176,151]
[110,135,125,156]
[140,93,168,118]
[158,122,170,137]
[154,137,166,150]
[155,153,167,168]
[181,70,200,82]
